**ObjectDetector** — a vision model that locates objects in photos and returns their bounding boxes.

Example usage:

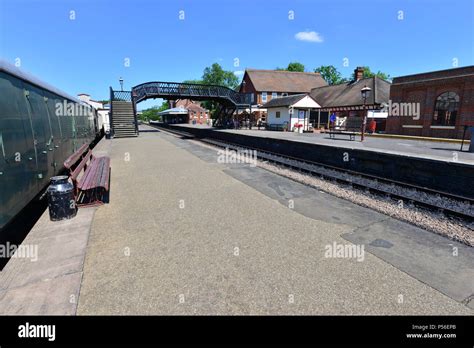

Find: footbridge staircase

[109,89,139,138]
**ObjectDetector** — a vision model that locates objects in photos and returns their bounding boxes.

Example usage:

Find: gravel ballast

[195,138,474,247]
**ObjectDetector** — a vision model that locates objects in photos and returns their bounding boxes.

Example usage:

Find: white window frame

[262,92,267,103]
[272,92,278,99]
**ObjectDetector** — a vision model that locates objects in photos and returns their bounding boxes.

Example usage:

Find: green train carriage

[0,59,99,233]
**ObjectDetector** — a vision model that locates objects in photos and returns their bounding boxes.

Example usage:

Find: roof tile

[244,69,327,92]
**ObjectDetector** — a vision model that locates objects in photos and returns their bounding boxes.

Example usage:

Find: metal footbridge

[109,81,252,137]
[132,81,251,107]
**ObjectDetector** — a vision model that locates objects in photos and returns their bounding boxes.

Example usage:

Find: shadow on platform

[139,129,160,133]
[0,199,47,270]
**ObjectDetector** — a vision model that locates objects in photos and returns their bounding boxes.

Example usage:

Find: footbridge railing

[132,81,252,107]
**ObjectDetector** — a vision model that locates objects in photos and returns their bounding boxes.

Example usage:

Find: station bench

[266,124,286,131]
[327,127,359,141]
[63,144,111,206]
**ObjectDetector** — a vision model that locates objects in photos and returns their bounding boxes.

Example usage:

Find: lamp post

[241,80,246,126]
[360,85,371,141]
[119,77,124,92]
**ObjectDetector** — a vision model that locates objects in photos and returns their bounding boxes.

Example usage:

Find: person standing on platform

[368,119,377,134]
[329,113,337,129]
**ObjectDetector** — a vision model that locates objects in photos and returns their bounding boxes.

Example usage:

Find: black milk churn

[46,175,77,221]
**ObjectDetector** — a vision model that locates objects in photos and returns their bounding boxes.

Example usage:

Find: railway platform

[164,123,474,199]
[175,124,474,165]
[0,125,473,315]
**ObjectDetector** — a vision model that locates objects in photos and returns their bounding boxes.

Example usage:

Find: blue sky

[1,0,473,110]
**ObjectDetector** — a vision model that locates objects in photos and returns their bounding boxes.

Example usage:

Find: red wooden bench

[64,144,111,206]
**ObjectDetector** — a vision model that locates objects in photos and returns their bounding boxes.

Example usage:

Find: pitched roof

[186,103,207,113]
[175,99,208,112]
[158,106,188,115]
[310,76,390,108]
[262,94,308,108]
[243,69,327,93]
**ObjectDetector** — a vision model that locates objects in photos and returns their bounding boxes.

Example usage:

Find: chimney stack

[355,67,365,81]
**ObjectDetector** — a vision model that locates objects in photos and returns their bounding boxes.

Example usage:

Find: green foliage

[182,79,203,85]
[199,63,240,117]
[202,63,239,89]
[277,62,305,72]
[139,101,169,122]
[286,62,305,72]
[350,66,391,81]
[314,65,348,85]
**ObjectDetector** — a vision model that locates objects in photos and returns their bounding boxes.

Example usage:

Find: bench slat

[82,161,98,190]
[77,156,110,191]
[97,157,110,190]
[77,158,97,190]
[71,150,92,181]
[64,143,89,169]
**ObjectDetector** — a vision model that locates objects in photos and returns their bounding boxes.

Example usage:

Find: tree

[277,62,305,72]
[351,66,391,81]
[286,62,305,72]
[200,63,240,118]
[314,65,347,85]
[182,79,203,85]
[177,63,241,119]
[139,101,169,122]
[202,63,239,89]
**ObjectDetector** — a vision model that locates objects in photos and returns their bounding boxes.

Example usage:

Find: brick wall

[386,66,474,139]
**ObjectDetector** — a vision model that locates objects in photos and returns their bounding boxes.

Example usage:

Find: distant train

[0,59,102,232]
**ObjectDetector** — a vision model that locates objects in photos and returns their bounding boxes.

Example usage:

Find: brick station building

[386,66,474,139]
[175,99,210,124]
[310,67,391,131]
[238,69,327,123]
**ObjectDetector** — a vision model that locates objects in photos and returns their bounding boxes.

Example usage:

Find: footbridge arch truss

[132,81,252,125]
[132,81,251,107]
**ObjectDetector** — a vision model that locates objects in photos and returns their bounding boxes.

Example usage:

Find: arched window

[433,92,459,126]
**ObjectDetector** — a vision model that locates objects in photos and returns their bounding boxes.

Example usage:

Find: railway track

[152,124,474,222]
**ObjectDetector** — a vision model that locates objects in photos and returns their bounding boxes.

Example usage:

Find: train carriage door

[24,84,53,188]
[56,97,74,156]
[44,92,64,169]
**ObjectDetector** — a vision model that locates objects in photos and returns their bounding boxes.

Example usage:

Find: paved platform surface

[176,124,474,164]
[2,125,472,315]
[75,125,473,315]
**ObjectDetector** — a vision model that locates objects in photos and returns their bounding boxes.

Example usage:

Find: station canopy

[158,106,188,115]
